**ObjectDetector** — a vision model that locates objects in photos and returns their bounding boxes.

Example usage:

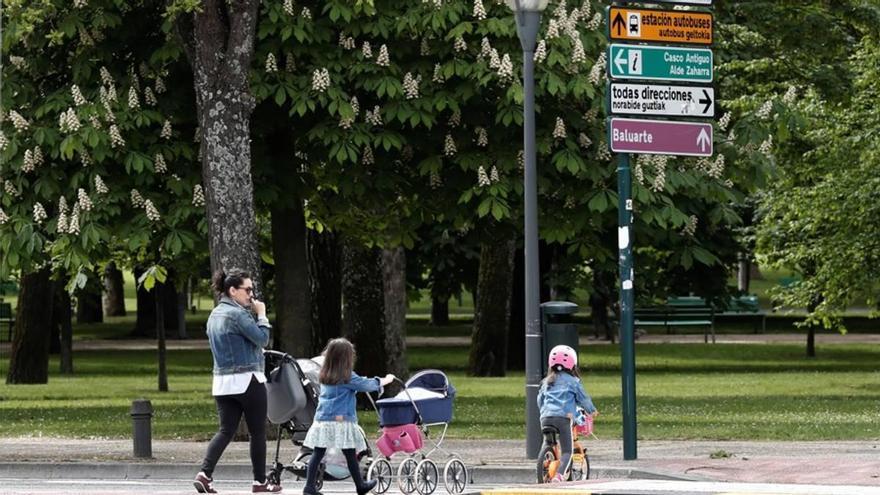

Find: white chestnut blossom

[0,207,9,225]
[578,133,592,149]
[60,108,81,133]
[77,188,93,211]
[144,199,161,222]
[488,49,501,69]
[376,44,390,66]
[454,36,467,53]
[89,114,102,129]
[311,68,330,92]
[33,202,48,224]
[154,152,167,173]
[362,146,374,165]
[490,165,500,183]
[301,7,312,20]
[756,100,773,120]
[589,52,606,85]
[587,12,603,30]
[534,40,547,63]
[109,125,125,148]
[339,34,356,50]
[480,38,492,58]
[0,131,7,152]
[783,86,798,104]
[285,53,296,72]
[596,141,611,161]
[475,127,488,147]
[362,41,373,58]
[94,175,108,194]
[8,56,26,69]
[131,189,145,208]
[498,54,514,83]
[192,184,205,207]
[283,0,294,16]
[570,35,586,64]
[403,72,421,99]
[517,150,525,170]
[80,151,92,167]
[161,120,172,139]
[552,117,567,139]
[420,38,431,56]
[144,87,157,106]
[127,87,139,110]
[71,85,87,106]
[365,106,383,126]
[759,135,773,155]
[10,110,29,131]
[681,215,698,237]
[547,19,560,39]
[68,203,81,235]
[473,0,487,20]
[155,77,166,94]
[265,53,278,73]
[708,153,725,178]
[443,134,457,156]
[718,112,731,132]
[477,166,491,187]
[432,64,445,84]
[5,180,19,197]
[100,67,114,87]
[429,170,442,189]
[448,111,461,128]
[22,149,35,173]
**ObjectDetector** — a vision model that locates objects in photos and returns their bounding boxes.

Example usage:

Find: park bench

[0,301,14,342]
[634,301,716,343]
[669,295,767,333]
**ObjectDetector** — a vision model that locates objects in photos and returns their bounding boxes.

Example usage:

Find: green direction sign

[607,43,713,83]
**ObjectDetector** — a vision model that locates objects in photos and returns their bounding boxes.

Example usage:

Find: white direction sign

[609,83,714,118]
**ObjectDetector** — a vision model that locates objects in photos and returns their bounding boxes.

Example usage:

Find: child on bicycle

[302,338,395,495]
[537,344,598,482]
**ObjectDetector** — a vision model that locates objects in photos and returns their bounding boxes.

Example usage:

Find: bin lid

[540,301,578,314]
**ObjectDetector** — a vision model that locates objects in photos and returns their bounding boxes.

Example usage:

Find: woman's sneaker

[252,480,282,493]
[551,473,565,483]
[193,472,217,493]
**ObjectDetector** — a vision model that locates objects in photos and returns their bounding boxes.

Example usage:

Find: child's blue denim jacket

[315,372,383,423]
[537,372,596,418]
[207,296,270,375]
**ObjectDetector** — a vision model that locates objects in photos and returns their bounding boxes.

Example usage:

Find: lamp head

[504,0,550,12]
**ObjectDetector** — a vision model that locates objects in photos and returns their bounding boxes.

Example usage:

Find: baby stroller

[365,369,469,495]
[263,350,375,490]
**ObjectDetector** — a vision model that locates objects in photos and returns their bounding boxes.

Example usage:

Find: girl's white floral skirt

[303,420,367,451]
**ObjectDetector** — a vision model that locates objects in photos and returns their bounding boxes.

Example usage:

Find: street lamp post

[506,0,549,460]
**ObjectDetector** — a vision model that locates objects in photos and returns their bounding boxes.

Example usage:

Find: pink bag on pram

[376,423,423,457]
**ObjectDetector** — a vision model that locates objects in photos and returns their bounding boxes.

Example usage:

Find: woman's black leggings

[303,447,367,493]
[200,376,268,482]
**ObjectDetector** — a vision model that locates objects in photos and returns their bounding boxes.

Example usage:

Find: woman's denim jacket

[314,372,383,423]
[537,372,596,419]
[207,296,270,375]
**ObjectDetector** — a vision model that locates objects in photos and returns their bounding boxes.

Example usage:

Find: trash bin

[540,301,580,376]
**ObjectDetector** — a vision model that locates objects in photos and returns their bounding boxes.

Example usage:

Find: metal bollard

[130,399,153,458]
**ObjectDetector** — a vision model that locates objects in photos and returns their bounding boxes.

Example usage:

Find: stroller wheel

[397,457,419,494]
[443,459,468,494]
[366,458,392,494]
[415,459,438,495]
[267,468,282,486]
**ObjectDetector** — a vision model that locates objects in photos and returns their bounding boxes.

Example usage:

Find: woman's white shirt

[212,371,267,396]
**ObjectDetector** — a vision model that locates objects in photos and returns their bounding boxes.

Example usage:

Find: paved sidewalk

[1,438,878,486]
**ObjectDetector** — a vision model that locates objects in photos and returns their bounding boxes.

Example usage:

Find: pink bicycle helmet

[548,344,577,371]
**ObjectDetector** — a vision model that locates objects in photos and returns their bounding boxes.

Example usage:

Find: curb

[0,462,696,483]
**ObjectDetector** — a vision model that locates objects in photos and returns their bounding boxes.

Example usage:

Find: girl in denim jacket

[303,338,394,495]
[537,345,598,482]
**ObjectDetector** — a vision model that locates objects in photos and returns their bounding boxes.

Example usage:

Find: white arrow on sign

[697,128,711,152]
[614,47,627,75]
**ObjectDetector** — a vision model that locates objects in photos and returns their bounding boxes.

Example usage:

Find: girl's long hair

[319,337,356,385]
[544,364,580,385]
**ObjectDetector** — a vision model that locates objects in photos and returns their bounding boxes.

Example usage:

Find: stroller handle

[363,376,425,425]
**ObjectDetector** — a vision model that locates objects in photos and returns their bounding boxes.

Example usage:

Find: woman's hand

[380,374,396,386]
[252,299,266,318]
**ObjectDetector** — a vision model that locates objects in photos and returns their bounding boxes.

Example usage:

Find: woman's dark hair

[319,338,355,385]
[211,269,252,297]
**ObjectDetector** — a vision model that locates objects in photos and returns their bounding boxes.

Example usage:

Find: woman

[194,270,281,494]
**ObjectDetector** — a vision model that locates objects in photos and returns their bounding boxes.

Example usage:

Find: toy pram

[365,369,470,495]
[263,350,374,490]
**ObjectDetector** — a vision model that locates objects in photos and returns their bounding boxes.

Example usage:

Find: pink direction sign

[608,117,713,157]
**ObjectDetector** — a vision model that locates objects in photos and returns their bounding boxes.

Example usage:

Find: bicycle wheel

[569,452,590,481]
[397,456,419,494]
[536,445,558,484]
[415,459,438,495]
[443,458,468,494]
[367,458,393,494]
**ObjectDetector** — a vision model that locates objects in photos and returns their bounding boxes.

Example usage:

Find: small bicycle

[536,408,594,483]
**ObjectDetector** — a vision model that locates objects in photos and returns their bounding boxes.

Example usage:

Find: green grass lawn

[1,344,878,441]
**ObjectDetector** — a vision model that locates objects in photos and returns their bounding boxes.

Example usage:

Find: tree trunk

[6,268,54,384]
[806,295,821,358]
[271,202,312,357]
[430,296,449,326]
[156,294,169,392]
[342,239,387,377]
[383,247,408,380]
[176,288,188,339]
[506,247,525,370]
[76,275,103,324]
[469,228,516,377]
[176,0,263,294]
[102,261,127,317]
[133,266,179,338]
[54,281,74,374]
[737,253,751,293]
[590,268,616,343]
[308,229,342,356]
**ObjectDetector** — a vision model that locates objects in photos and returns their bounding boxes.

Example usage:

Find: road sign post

[605,0,716,464]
